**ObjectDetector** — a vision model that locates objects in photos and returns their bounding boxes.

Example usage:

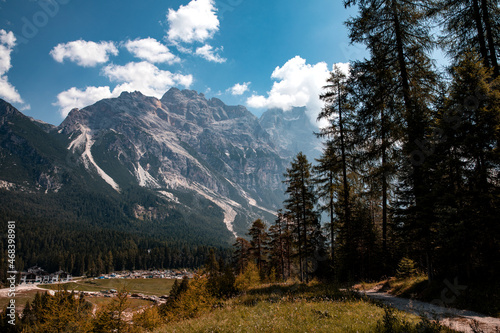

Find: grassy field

[162,299,388,332]
[0,278,175,313]
[0,289,41,311]
[355,275,428,295]
[155,282,453,333]
[0,285,159,314]
[40,278,176,296]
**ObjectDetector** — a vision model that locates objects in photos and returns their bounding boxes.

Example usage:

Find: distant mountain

[1,89,290,245]
[0,89,324,252]
[259,107,322,161]
[0,98,77,193]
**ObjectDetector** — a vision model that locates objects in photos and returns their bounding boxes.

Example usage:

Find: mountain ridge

[1,88,321,245]
[1,89,288,241]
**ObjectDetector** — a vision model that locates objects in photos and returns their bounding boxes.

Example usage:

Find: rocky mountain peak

[161,88,205,104]
[259,107,322,160]
[119,90,145,99]
[0,99,22,119]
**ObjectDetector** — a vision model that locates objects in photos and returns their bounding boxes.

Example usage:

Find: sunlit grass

[160,299,389,332]
[0,289,41,311]
[39,278,176,296]
[154,282,448,333]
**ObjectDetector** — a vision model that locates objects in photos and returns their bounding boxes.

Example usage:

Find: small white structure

[20,266,72,284]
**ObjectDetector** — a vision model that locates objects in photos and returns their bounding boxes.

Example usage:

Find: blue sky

[0,0,364,125]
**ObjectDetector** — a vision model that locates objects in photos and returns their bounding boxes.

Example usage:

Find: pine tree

[268,210,292,281]
[232,237,251,275]
[433,0,500,76]
[345,0,437,280]
[283,152,319,282]
[248,219,268,277]
[431,52,500,278]
[314,141,341,269]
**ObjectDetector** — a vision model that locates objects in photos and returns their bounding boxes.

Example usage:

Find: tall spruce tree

[345,0,437,280]
[431,52,500,278]
[314,141,342,269]
[348,51,403,263]
[232,237,251,275]
[268,211,289,281]
[317,66,353,247]
[248,219,268,276]
[283,152,318,282]
[433,0,500,76]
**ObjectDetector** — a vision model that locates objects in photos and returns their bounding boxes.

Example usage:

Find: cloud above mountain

[54,61,193,117]
[166,0,225,63]
[166,0,219,44]
[103,61,193,97]
[124,38,180,64]
[50,0,229,117]
[247,56,349,126]
[0,29,28,109]
[54,86,115,117]
[229,82,250,95]
[50,40,119,67]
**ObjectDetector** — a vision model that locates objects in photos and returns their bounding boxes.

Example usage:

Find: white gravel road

[361,290,500,333]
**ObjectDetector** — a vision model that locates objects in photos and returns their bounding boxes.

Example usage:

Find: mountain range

[0,88,321,247]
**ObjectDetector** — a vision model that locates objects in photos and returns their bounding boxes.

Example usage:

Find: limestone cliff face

[57,89,287,236]
[259,107,322,161]
[1,90,320,240]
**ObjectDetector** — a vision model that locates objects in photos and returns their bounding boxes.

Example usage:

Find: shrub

[159,275,217,322]
[132,306,163,331]
[235,261,261,291]
[396,257,417,278]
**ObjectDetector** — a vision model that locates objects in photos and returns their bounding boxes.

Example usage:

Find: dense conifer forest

[235,0,500,286]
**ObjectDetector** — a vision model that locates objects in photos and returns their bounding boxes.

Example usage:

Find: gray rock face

[259,107,322,161]
[58,89,287,236]
[0,91,322,241]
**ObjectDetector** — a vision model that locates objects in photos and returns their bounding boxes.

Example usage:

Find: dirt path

[360,289,500,333]
[0,283,51,297]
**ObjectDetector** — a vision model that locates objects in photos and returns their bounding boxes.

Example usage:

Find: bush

[159,275,217,322]
[235,261,261,291]
[132,306,163,331]
[375,307,444,333]
[396,257,417,278]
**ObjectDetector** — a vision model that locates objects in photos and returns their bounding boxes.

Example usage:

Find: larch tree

[314,141,342,269]
[431,52,500,278]
[432,0,500,76]
[248,219,269,276]
[317,66,353,247]
[345,0,437,280]
[283,152,318,282]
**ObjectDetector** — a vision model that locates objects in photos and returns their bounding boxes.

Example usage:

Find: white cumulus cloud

[247,56,349,126]
[0,29,15,74]
[0,29,27,106]
[50,40,118,67]
[195,44,225,63]
[124,38,180,64]
[54,86,115,117]
[54,61,193,117]
[229,82,250,95]
[103,61,193,97]
[166,0,219,44]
